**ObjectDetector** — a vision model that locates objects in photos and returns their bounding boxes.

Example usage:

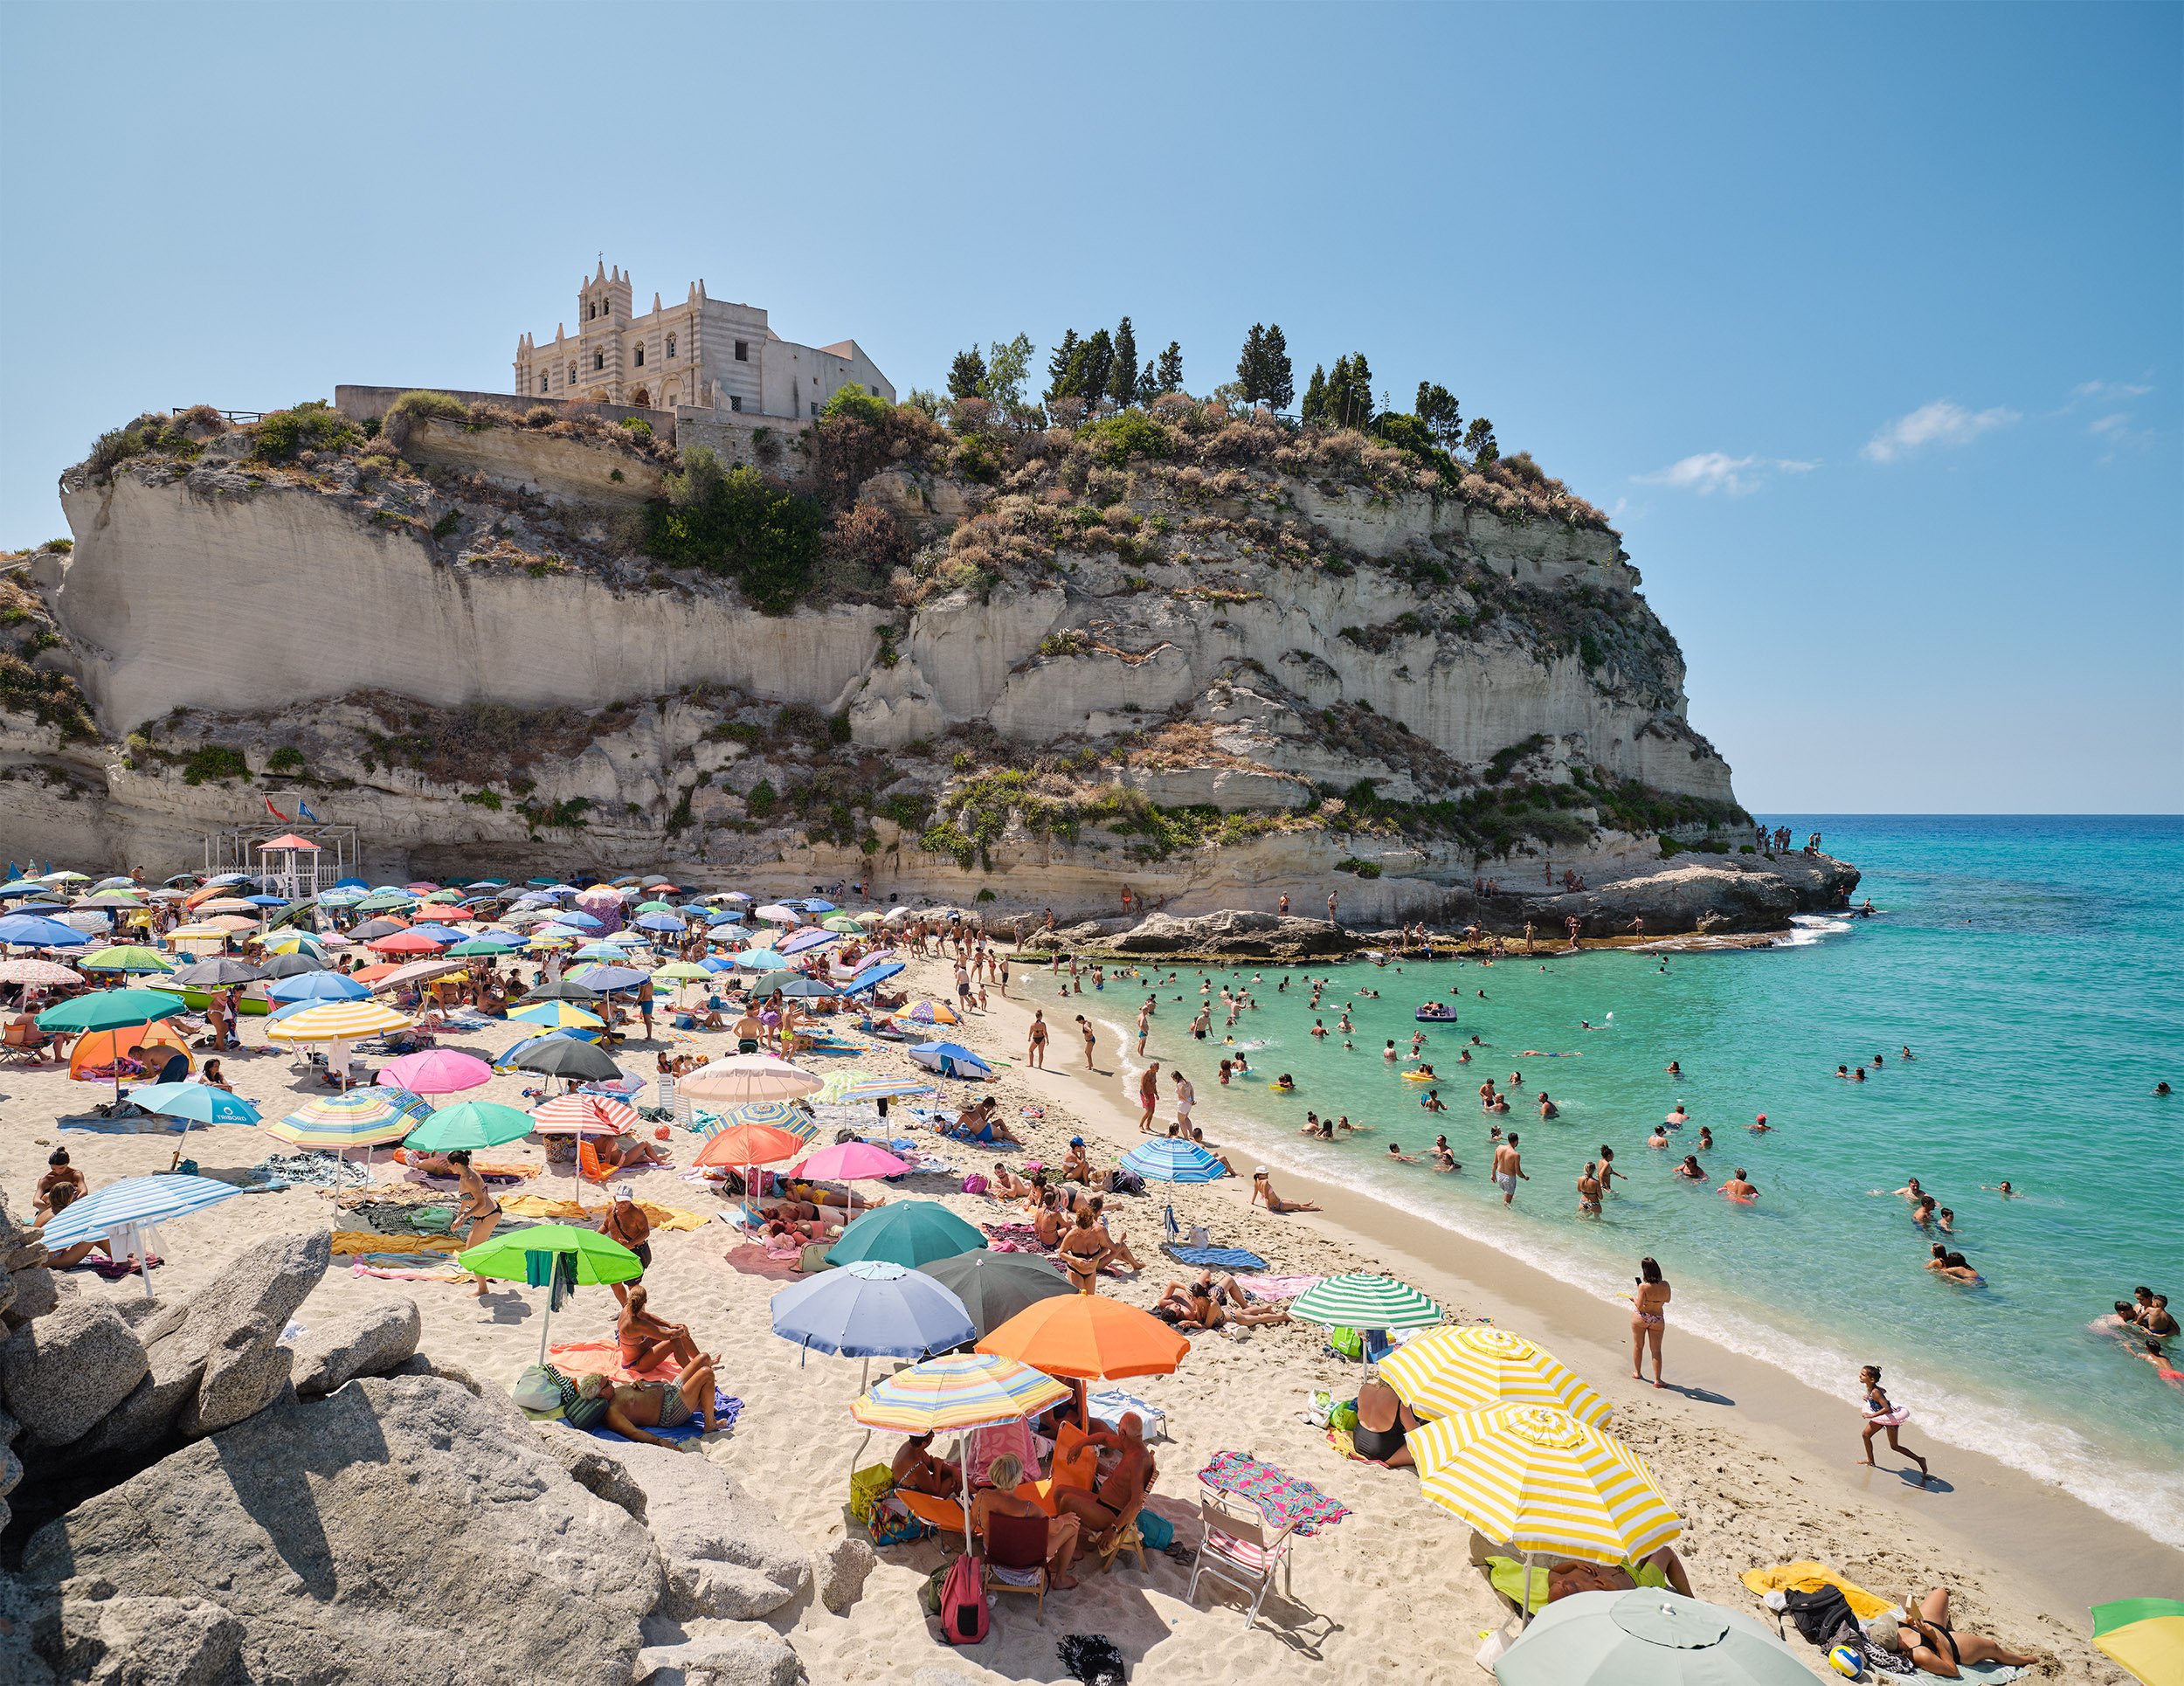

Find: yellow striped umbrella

[1379,1325,1610,1426]
[264,1000,414,1042]
[1411,1402,1681,1568]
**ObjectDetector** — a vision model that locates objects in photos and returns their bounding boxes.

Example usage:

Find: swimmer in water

[2158,1081,2173,1097]
[1666,1061,1682,1077]
[1901,1047,1915,1061]
[1386,1143,1417,1164]
[1310,1019,1327,1038]
[1384,1040,1398,1061]
[1537,1092,1559,1120]
[1665,1103,1690,1127]
[1937,1207,1955,1233]
[1721,1167,1759,1201]
[1981,1181,2014,1198]
[1892,1178,1926,1203]
[1750,1113,1772,1133]
[1420,1089,1447,1112]
[1912,1197,1938,1228]
[2138,1340,2184,1384]
[1853,1067,1867,1082]
[1271,1074,1295,1093]
[1648,1126,1669,1150]
[1577,1160,1603,1217]
[1675,1153,1706,1181]
[1835,1065,1850,1079]
[1598,1144,1622,1193]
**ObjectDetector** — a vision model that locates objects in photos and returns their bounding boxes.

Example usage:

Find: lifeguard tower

[258,833,326,902]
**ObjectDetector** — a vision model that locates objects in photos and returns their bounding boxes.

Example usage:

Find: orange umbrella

[978,1295,1191,1380]
[349,964,403,984]
[693,1122,808,1170]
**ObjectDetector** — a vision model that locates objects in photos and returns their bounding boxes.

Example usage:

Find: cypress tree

[1236,324,1268,403]
[947,349,987,403]
[1109,318,1140,410]
[1300,363,1328,425]
[1156,342,1185,394]
[1075,329,1114,416]
[1045,329,1082,405]
[1262,324,1295,411]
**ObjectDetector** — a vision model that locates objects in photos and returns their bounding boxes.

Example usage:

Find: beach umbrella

[459,1223,643,1365]
[1379,1325,1610,1426]
[778,927,836,955]
[815,1073,936,1106]
[268,1088,431,1151]
[978,1293,1192,1380]
[908,1041,992,1080]
[733,948,788,971]
[906,999,961,1025]
[572,943,625,962]
[531,1092,639,1136]
[634,912,686,934]
[401,922,468,943]
[634,899,676,914]
[377,1048,493,1095]
[0,957,83,986]
[39,870,91,882]
[347,919,408,942]
[527,932,580,951]
[792,1141,909,1182]
[37,988,187,1033]
[1492,1589,1810,1686]
[827,1199,985,1269]
[574,885,625,907]
[852,1352,1071,1535]
[773,1260,975,1362]
[259,931,328,957]
[37,1172,243,1297]
[652,962,710,983]
[2092,1599,2184,1686]
[263,999,412,1043]
[916,1251,1073,1339]
[129,1081,263,1129]
[370,958,469,993]
[165,958,266,987]
[508,999,606,1030]
[505,1036,622,1081]
[449,934,522,957]
[351,892,415,913]
[840,961,904,993]
[266,971,368,1003]
[79,945,174,975]
[693,1119,807,1170]
[767,976,838,1000]
[192,897,257,915]
[680,1053,823,1106]
[368,929,449,955]
[556,909,606,930]
[1117,1137,1227,1183]
[521,978,603,1002]
[567,964,649,992]
[755,904,801,924]
[822,916,863,934]
[1412,1403,1683,1584]
[404,1100,536,1154]
[1291,1273,1444,1332]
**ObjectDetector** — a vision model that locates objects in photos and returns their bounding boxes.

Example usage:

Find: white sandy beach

[0,950,2152,1685]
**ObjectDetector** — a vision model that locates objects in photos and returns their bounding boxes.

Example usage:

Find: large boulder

[49,1593,243,1686]
[1111,908,1364,958]
[176,1227,329,1435]
[634,1627,799,1686]
[814,1534,875,1614]
[611,1441,811,1620]
[23,1373,663,1686]
[291,1294,421,1398]
[0,1301,149,1448]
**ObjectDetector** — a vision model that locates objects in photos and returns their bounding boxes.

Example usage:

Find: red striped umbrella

[529,1094,638,1137]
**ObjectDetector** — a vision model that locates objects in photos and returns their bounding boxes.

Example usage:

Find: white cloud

[2089,412,2132,438]
[1635,452,1817,497]
[1861,400,2021,462]
[2071,379,2153,403]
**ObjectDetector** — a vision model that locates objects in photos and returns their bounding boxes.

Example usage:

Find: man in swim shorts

[1492,1135,1527,1206]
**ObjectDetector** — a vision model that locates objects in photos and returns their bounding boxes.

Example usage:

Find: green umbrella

[1494,1589,1810,1684]
[635,899,677,913]
[37,988,189,1033]
[826,1199,985,1269]
[79,944,175,974]
[459,1223,644,1365]
[405,1101,536,1153]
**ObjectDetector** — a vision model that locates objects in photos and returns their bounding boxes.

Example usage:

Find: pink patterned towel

[1233,1274,1324,1302]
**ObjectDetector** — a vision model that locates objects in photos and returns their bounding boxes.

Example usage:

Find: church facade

[514,262,892,419]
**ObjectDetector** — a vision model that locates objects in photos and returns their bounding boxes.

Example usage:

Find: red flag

[266,798,290,821]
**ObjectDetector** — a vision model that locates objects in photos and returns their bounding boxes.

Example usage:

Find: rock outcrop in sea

[1,389,1850,934]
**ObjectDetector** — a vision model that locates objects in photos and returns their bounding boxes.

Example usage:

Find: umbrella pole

[1522,1549,1536,1625]
[959,1431,975,1544]
[847,1357,874,1484]
[536,1289,552,1370]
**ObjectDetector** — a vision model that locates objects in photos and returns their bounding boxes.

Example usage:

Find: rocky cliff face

[2,396,1767,926]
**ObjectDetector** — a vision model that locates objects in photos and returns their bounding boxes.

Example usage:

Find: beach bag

[1058,1634,1127,1684]
[512,1365,563,1413]
[848,1463,895,1526]
[1783,1586,1859,1649]
[1328,1327,1364,1361]
[1301,1389,1333,1427]
[870,1505,933,1547]
[1330,1399,1359,1433]
[1109,1167,1145,1197]
[936,1549,989,1645]
[1135,1507,1175,1551]
[960,1174,990,1195]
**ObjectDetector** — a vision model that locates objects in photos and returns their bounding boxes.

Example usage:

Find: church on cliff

[513,261,893,420]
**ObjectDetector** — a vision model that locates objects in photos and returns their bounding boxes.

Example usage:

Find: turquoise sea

[1038,816,2184,1550]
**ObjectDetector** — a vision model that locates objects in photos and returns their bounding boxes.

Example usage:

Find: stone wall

[333,384,675,433]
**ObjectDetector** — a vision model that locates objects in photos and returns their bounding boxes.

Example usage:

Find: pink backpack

[960,1173,990,1195]
[937,1549,989,1645]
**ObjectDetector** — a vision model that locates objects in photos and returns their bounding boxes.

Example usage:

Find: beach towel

[331,1230,467,1256]
[570,1390,742,1444]
[1233,1273,1322,1302]
[1740,1562,1894,1623]
[59,1111,191,1134]
[1198,1451,1351,1536]
[349,1261,466,1282]
[1163,1244,1268,1271]
[1488,1554,1668,1613]
[548,1339,681,1383]
[1087,1387,1166,1441]
[501,1193,709,1232]
[982,1222,1047,1247]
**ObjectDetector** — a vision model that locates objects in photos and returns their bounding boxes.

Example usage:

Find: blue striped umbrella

[779,927,838,955]
[696,1099,820,1143]
[1119,1138,1230,1183]
[39,1172,243,1296]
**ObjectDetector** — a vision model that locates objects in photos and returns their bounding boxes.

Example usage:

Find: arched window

[634,343,645,367]
[569,363,577,383]
[539,374,549,394]
[587,301,596,321]
[594,351,605,371]
[667,334,676,358]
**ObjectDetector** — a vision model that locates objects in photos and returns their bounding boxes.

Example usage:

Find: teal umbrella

[405,1100,536,1153]
[38,988,188,1033]
[826,1199,985,1269]
[1494,1589,1810,1684]
[129,1081,263,1129]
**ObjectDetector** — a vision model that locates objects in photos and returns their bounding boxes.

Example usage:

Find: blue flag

[298,802,320,823]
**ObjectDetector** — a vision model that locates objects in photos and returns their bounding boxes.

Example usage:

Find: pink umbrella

[530,1094,638,1136]
[376,1048,494,1095]
[791,1141,910,1181]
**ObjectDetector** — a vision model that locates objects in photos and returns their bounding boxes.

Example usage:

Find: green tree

[1235,325,1268,404]
[1044,329,1082,406]
[1324,353,1375,430]
[1155,341,1185,394]
[1261,324,1294,411]
[947,348,987,402]
[982,333,1034,422]
[1463,416,1499,464]
[1109,317,1140,410]
[1300,363,1328,425]
[1071,328,1114,416]
[1415,381,1462,446]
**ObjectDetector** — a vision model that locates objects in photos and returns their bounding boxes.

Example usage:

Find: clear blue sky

[3,3,2176,813]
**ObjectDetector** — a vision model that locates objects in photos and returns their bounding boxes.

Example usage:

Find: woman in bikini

[1630,1256,1670,1386]
[1058,1208,1109,1295]
[449,1150,501,1299]
[1249,1169,1322,1213]
[1869,1588,2038,1678]
[617,1284,701,1371]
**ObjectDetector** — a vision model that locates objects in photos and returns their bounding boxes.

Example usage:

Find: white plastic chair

[1185,1495,1296,1629]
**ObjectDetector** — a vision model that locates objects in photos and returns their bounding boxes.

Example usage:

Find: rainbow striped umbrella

[851,1351,1068,1435]
[263,999,413,1043]
[696,1099,818,1139]
[508,999,605,1029]
[816,1072,938,1106]
[268,1087,432,1150]
[1411,1402,1682,1576]
[1379,1324,1609,1425]
[1290,1272,1444,1330]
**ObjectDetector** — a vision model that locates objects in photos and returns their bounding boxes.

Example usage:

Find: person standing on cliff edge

[1327,888,1340,926]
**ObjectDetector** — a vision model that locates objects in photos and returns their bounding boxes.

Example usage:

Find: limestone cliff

[0,393,1800,929]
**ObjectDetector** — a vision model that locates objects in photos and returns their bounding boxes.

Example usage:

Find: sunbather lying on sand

[571,1365,723,1447]
[1866,1587,2040,1678]
[1548,1547,1693,1601]
[1158,1275,1290,1329]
